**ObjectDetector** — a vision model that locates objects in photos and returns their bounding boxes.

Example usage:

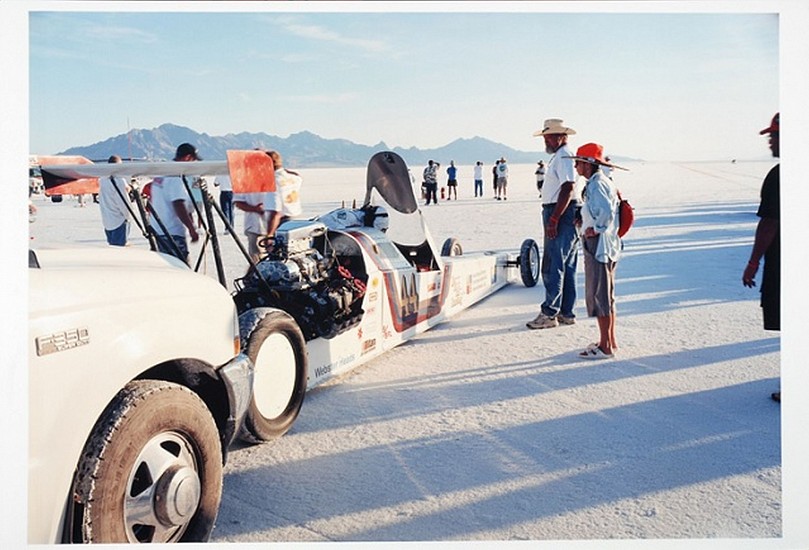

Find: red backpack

[617,190,634,238]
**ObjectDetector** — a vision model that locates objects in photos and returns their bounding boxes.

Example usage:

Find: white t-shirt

[275,168,303,217]
[543,143,577,205]
[148,176,190,237]
[473,164,483,180]
[233,192,268,235]
[99,175,131,230]
[233,190,285,235]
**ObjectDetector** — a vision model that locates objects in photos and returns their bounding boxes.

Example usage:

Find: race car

[33,150,539,542]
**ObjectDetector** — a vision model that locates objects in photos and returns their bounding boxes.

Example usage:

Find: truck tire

[72,380,222,543]
[240,310,308,443]
[520,238,540,287]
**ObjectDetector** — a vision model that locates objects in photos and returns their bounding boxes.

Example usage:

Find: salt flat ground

[28,160,785,548]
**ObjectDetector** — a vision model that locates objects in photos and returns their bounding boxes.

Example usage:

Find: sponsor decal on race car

[362,338,377,355]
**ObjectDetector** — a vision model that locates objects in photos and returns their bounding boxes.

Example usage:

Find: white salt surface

[24,161,800,549]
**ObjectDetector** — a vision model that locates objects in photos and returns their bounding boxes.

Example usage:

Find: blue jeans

[104,220,129,247]
[219,190,234,227]
[155,234,190,265]
[541,203,579,318]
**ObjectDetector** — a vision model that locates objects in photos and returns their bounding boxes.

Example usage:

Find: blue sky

[24,3,786,161]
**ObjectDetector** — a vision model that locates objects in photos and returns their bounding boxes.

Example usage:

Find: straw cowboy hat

[565,143,628,171]
[533,118,577,136]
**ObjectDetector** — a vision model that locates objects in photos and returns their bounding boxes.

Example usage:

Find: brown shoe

[771,391,780,402]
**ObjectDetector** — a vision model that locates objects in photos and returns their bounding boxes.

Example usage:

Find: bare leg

[597,315,614,355]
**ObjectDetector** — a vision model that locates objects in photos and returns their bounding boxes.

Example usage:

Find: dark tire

[240,310,308,443]
[441,237,463,257]
[72,380,222,543]
[519,238,540,287]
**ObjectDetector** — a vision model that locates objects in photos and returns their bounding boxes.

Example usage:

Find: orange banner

[227,150,275,194]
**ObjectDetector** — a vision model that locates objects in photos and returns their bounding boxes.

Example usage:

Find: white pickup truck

[28,246,253,543]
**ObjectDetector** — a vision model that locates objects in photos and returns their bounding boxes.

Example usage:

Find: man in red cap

[742,112,780,401]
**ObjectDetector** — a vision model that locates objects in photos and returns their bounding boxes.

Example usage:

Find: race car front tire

[240,309,308,443]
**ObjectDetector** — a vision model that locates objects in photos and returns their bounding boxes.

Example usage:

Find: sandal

[579,344,614,360]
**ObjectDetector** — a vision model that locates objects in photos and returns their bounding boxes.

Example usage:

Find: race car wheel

[519,238,541,287]
[240,310,308,443]
[72,380,222,543]
[441,237,463,257]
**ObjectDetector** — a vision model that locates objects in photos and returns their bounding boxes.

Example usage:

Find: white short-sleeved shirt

[275,168,302,217]
[148,176,190,237]
[99,175,131,230]
[233,192,267,235]
[473,164,483,180]
[543,143,578,205]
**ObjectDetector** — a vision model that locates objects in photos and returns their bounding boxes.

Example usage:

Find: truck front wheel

[71,380,223,543]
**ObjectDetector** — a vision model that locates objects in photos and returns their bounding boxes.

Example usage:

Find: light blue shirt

[582,169,620,263]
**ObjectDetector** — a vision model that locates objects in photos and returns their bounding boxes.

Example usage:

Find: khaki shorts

[583,236,617,317]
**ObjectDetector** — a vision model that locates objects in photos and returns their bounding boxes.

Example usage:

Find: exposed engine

[233,220,367,341]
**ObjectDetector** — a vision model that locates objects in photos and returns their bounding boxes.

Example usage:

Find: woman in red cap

[567,143,627,359]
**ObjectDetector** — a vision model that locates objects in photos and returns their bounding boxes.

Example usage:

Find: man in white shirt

[473,161,484,197]
[148,143,201,264]
[99,155,132,246]
[527,119,580,330]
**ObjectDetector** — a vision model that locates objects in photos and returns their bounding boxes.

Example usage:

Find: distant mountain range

[58,123,555,168]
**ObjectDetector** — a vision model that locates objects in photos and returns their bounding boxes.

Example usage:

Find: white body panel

[305,228,511,389]
[28,246,242,543]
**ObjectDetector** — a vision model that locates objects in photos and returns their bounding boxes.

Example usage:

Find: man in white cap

[527,118,579,330]
[148,142,201,264]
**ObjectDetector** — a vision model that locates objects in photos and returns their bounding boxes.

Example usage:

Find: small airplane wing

[38,150,275,194]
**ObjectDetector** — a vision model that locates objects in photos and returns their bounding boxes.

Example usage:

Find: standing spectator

[423,160,439,205]
[495,157,508,200]
[527,118,579,330]
[446,160,458,200]
[233,191,268,263]
[492,160,499,196]
[215,174,234,233]
[148,143,200,264]
[99,154,132,246]
[567,143,625,359]
[535,160,546,198]
[473,161,484,197]
[742,112,780,402]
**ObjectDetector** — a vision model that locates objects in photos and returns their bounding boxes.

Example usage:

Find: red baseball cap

[759,112,779,135]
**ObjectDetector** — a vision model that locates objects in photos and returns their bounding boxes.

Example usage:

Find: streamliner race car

[30,150,540,543]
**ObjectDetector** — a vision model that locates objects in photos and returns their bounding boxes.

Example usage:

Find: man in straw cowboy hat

[566,142,627,359]
[527,118,580,330]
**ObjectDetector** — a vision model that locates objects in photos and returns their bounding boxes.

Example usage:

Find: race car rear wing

[37,150,276,195]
